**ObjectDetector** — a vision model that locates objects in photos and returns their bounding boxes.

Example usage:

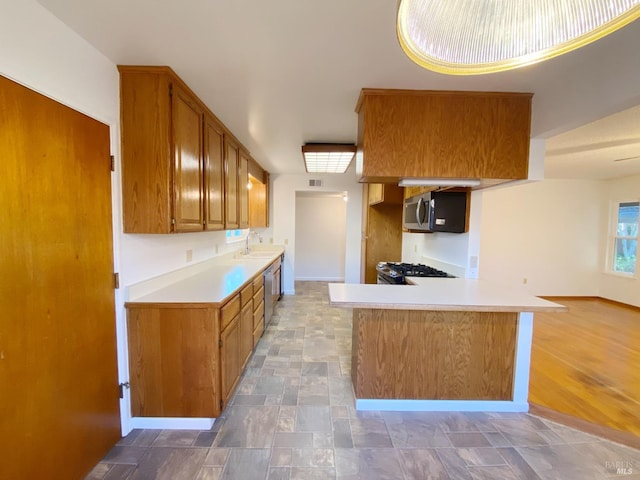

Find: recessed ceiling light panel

[302,144,356,173]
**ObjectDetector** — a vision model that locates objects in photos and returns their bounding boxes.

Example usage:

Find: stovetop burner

[377,262,455,279]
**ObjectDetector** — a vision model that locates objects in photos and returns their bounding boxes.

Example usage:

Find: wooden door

[0,76,120,479]
[238,151,250,229]
[204,114,225,230]
[224,136,239,229]
[220,317,241,406]
[172,85,204,232]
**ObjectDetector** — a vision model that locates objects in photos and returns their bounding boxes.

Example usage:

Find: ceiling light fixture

[302,144,356,173]
[398,178,482,187]
[397,0,640,75]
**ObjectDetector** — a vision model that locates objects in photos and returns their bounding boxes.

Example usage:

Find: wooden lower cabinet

[126,273,268,418]
[127,306,221,417]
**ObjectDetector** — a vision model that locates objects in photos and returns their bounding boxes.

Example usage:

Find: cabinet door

[238,151,250,229]
[253,301,264,347]
[220,317,241,406]
[249,178,268,228]
[172,86,204,232]
[368,184,383,205]
[204,115,225,230]
[239,301,254,370]
[225,136,239,229]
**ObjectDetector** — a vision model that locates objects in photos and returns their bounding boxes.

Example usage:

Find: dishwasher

[263,264,275,328]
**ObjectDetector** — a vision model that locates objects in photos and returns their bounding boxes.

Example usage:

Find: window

[611,201,639,275]
[225,229,245,243]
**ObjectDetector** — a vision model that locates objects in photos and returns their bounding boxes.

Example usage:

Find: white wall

[294,194,347,281]
[598,174,640,307]
[478,179,603,295]
[272,167,363,293]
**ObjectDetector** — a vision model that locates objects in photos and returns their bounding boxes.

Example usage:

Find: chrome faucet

[244,230,261,255]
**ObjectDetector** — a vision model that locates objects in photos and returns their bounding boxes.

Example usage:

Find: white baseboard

[355,399,529,413]
[130,417,215,430]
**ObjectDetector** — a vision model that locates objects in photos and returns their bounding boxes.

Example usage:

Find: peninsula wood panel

[356,89,532,182]
[351,309,518,400]
[0,76,120,480]
[127,306,220,417]
[529,298,640,440]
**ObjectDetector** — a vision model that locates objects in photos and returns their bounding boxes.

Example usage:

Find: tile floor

[86,281,640,480]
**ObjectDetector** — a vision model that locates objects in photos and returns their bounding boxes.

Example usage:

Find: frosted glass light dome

[397,0,640,75]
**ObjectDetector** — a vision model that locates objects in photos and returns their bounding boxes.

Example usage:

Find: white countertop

[328,278,567,312]
[126,247,284,305]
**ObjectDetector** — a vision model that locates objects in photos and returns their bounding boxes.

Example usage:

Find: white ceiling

[37,0,640,180]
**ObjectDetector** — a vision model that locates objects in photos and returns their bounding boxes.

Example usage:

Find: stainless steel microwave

[404,190,468,233]
[403,192,431,231]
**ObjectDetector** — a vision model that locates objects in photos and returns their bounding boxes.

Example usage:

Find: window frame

[607,199,639,277]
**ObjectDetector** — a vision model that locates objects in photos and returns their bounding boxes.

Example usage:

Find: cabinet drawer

[253,274,264,290]
[240,283,253,307]
[221,295,240,331]
[253,286,264,308]
[253,301,264,330]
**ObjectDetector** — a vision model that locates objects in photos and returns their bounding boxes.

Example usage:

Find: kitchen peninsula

[329,279,566,412]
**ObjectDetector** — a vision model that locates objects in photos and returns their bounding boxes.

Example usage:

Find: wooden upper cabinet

[119,65,269,234]
[204,114,225,230]
[225,136,240,230]
[249,175,268,228]
[238,151,250,229]
[355,89,533,185]
[119,67,174,233]
[368,183,403,206]
[172,86,204,232]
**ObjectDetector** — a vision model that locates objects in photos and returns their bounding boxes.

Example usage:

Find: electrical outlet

[186,249,193,262]
[523,278,528,284]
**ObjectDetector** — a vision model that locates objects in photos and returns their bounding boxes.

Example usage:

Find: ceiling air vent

[308,179,323,187]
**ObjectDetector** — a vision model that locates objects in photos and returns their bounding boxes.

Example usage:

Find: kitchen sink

[236,251,279,259]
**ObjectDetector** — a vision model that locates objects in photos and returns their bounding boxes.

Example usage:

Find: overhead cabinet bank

[118,66,268,233]
[355,89,533,187]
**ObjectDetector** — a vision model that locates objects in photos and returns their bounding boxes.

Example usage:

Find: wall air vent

[308,179,323,187]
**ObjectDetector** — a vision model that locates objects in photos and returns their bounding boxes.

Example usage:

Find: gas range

[376,262,456,284]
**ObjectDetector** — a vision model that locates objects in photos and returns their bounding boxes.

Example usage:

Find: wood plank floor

[530,297,640,439]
